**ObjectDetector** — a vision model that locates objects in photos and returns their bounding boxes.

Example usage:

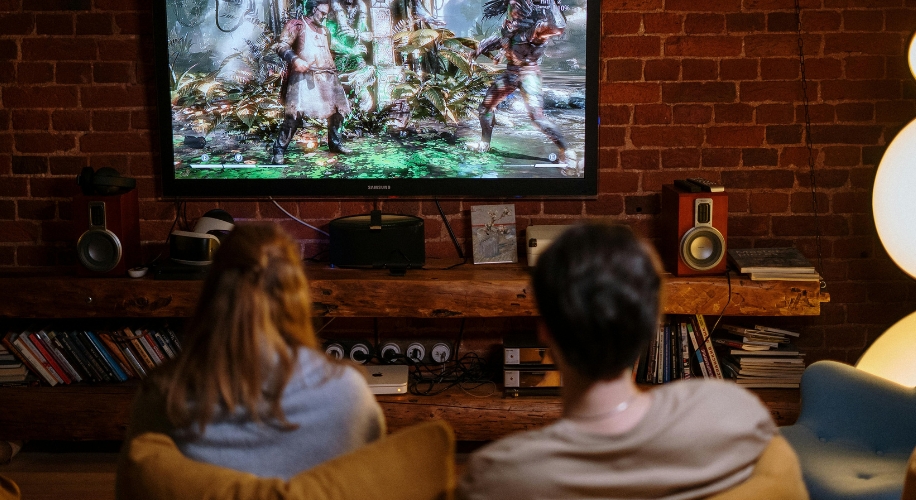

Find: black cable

[435,198,465,260]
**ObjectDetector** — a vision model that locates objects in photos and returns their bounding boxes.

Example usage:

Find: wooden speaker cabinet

[73,188,141,277]
[661,184,728,276]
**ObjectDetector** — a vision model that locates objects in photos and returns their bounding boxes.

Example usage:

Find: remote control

[687,177,725,192]
[674,179,702,193]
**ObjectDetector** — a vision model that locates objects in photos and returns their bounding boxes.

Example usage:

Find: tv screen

[153,0,598,197]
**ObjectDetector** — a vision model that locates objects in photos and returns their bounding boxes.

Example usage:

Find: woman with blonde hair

[123,223,384,479]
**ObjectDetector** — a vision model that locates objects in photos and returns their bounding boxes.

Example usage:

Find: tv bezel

[152,0,600,199]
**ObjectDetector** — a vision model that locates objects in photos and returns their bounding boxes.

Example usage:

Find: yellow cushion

[0,474,20,500]
[116,420,456,500]
[903,445,916,500]
[705,434,809,500]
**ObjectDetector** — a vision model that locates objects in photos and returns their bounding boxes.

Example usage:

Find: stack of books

[0,344,30,386]
[637,314,725,384]
[714,324,805,388]
[1,325,182,386]
[727,247,820,281]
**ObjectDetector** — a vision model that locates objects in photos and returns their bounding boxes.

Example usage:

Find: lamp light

[860,30,916,387]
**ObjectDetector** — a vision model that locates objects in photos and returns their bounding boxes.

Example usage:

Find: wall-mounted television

[153,0,598,197]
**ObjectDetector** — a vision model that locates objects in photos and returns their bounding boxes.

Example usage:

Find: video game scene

[162,0,589,180]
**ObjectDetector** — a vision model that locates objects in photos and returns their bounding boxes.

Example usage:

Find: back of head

[161,223,317,430]
[532,223,662,380]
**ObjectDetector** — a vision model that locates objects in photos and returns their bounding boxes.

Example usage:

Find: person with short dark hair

[457,223,777,500]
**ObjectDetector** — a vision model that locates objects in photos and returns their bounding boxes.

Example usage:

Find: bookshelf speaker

[73,188,141,277]
[661,185,728,276]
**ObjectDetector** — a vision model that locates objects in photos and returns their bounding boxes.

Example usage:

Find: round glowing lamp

[856,310,916,387]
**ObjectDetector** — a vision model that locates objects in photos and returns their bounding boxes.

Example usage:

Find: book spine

[11,335,58,386]
[98,332,137,379]
[164,327,182,352]
[28,332,71,384]
[128,329,157,370]
[85,331,128,381]
[61,331,104,382]
[21,333,65,384]
[695,314,724,380]
[152,330,176,360]
[655,325,664,383]
[47,331,90,382]
[1,333,42,379]
[119,344,147,378]
[74,331,116,382]
[679,321,692,380]
[670,320,679,380]
[644,325,660,384]
[139,332,164,366]
[662,322,671,382]
[38,331,82,383]
[686,321,711,378]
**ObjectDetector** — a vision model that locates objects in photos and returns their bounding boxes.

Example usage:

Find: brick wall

[2,0,915,363]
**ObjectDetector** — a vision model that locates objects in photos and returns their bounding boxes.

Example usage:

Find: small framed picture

[471,204,518,264]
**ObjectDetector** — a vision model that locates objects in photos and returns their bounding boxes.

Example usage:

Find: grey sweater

[127,346,385,480]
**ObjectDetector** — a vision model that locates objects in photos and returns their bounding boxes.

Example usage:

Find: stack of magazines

[714,324,805,388]
[727,247,820,281]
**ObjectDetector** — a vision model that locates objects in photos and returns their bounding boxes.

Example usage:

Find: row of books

[637,315,805,389]
[0,326,181,386]
[715,324,805,389]
[727,247,821,282]
[637,314,724,384]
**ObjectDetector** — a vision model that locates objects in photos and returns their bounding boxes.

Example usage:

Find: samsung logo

[367,185,391,190]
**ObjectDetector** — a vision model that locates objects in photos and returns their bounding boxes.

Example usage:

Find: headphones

[76,167,137,195]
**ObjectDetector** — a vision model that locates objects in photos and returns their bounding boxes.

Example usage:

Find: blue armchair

[780,360,916,500]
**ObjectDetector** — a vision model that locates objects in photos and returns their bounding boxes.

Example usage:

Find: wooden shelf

[0,382,799,442]
[0,263,828,319]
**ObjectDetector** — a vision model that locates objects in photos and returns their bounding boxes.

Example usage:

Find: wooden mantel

[0,263,828,319]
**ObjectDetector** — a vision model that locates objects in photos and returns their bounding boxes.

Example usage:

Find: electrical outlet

[430,342,452,363]
[380,342,402,363]
[406,342,426,362]
[325,342,345,360]
[349,341,372,364]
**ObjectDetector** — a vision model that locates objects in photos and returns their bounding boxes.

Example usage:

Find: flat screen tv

[153,0,598,197]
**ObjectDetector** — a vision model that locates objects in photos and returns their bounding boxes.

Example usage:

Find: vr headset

[170,209,234,266]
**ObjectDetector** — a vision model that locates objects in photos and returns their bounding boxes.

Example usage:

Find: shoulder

[457,427,562,500]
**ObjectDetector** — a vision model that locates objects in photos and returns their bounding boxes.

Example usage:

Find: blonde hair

[157,223,318,432]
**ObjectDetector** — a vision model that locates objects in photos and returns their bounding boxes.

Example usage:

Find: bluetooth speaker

[661,184,728,276]
[73,188,141,277]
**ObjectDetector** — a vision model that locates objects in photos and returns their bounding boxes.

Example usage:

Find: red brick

[544,200,584,216]
[835,103,874,122]
[11,109,50,130]
[702,148,741,167]
[825,33,903,55]
[887,8,916,31]
[823,146,861,166]
[666,0,739,11]
[11,155,48,174]
[802,104,836,123]
[684,13,724,34]
[79,131,151,152]
[22,38,97,61]
[756,104,794,124]
[798,168,849,188]
[115,12,153,36]
[803,57,843,79]
[845,56,886,79]
[56,62,92,84]
[741,81,805,102]
[643,12,682,33]
[831,191,871,214]
[600,0,662,10]
[721,169,795,188]
[766,12,797,32]
[644,59,679,80]
[826,79,901,102]
[76,13,113,35]
[35,13,73,35]
[603,12,641,34]
[760,58,799,79]
[673,104,712,124]
[80,85,149,108]
[0,201,14,219]
[14,132,76,153]
[599,105,631,125]
[598,170,640,192]
[601,36,661,57]
[773,215,849,236]
[843,10,884,32]
[98,39,142,61]
[600,83,660,104]
[0,13,34,35]
[633,104,670,124]
[875,100,916,123]
[52,110,90,131]
[744,0,819,10]
[715,103,754,123]
[682,59,717,80]
[0,62,15,84]
[631,126,704,147]
[0,221,40,242]
[16,62,53,83]
[664,36,742,57]
[662,82,736,103]
[620,149,659,170]
[2,86,78,108]
[743,148,779,166]
[130,109,154,130]
[810,125,883,144]
[766,125,803,144]
[94,62,132,83]
[0,40,15,61]
[218,201,259,219]
[727,215,769,237]
[745,34,820,57]
[706,126,765,147]
[584,194,624,215]
[0,178,27,197]
[92,110,131,131]
[625,194,660,215]
[599,126,626,147]
[750,192,788,213]
[49,156,87,175]
[606,59,642,81]
[726,12,765,32]
[802,10,842,31]
[790,191,829,213]
[18,199,56,220]
[849,166,876,188]
[720,59,757,80]
[661,148,701,169]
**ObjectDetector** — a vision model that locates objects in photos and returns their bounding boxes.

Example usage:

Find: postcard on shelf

[471,204,518,264]
[727,247,817,274]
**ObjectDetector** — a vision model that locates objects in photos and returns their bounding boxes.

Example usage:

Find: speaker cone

[77,229,123,273]
[679,226,724,271]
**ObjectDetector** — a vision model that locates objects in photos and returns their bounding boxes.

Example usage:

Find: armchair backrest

[795,360,916,455]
